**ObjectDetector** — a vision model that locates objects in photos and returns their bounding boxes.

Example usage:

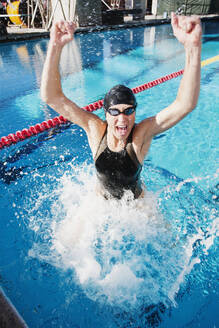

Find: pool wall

[0,288,28,327]
[0,15,218,43]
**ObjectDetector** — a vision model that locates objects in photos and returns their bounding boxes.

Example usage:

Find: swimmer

[41,13,202,200]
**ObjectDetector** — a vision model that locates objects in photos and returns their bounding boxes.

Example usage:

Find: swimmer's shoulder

[87,118,107,158]
[133,117,155,141]
[132,119,155,163]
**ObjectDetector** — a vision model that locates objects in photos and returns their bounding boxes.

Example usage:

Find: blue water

[0,20,218,328]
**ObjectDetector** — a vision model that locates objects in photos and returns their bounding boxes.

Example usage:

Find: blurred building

[75,0,219,27]
[154,0,219,16]
[1,0,219,32]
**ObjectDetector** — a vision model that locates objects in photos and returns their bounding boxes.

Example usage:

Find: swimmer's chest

[95,146,141,179]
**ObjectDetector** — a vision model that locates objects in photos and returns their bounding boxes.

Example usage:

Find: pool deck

[0,14,219,43]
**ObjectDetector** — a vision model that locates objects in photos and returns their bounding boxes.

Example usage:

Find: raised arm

[137,13,202,142]
[40,20,102,135]
[153,13,202,134]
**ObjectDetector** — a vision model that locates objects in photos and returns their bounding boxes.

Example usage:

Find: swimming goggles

[105,106,136,116]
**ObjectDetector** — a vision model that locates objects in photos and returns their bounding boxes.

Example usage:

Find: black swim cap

[104,85,137,110]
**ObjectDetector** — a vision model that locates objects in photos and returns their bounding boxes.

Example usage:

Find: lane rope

[201,54,219,67]
[0,54,218,150]
[0,70,183,149]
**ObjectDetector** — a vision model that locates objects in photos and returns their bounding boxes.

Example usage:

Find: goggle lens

[106,107,136,116]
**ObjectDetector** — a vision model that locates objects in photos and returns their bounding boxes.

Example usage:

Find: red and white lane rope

[0,69,184,149]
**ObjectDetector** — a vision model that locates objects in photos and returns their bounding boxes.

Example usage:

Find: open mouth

[116,125,128,136]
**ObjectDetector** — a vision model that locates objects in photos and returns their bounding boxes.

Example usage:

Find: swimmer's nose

[117,113,127,121]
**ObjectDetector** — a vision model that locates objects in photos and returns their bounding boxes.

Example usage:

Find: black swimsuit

[94,125,142,199]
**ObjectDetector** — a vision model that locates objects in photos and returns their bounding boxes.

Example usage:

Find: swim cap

[103,85,137,110]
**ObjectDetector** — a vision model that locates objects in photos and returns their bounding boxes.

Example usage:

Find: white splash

[27,164,218,310]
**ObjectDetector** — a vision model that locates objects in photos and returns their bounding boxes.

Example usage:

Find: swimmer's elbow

[40,89,48,104]
[40,88,62,108]
[41,93,52,108]
[189,103,198,113]
[40,85,50,103]
[175,97,198,115]
[185,101,198,115]
[176,87,200,113]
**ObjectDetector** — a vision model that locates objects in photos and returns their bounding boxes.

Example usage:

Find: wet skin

[105,104,136,151]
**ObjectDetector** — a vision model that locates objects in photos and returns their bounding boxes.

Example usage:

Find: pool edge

[0,14,219,43]
[0,288,29,328]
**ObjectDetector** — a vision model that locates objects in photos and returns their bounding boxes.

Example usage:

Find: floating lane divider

[0,54,218,150]
[0,70,184,150]
[201,54,219,67]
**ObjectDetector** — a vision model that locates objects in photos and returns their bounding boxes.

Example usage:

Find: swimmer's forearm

[152,44,201,135]
[150,15,202,136]
[41,41,64,105]
[176,45,201,112]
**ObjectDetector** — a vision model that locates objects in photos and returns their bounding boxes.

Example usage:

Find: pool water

[0,20,218,327]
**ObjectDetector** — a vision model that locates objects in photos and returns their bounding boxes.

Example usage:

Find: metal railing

[0,0,77,30]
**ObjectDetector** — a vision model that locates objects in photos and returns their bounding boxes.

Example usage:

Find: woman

[41,13,202,200]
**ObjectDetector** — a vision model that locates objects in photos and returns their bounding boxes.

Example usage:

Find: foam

[27,165,219,310]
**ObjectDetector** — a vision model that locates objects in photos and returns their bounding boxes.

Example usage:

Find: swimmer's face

[106,104,136,140]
